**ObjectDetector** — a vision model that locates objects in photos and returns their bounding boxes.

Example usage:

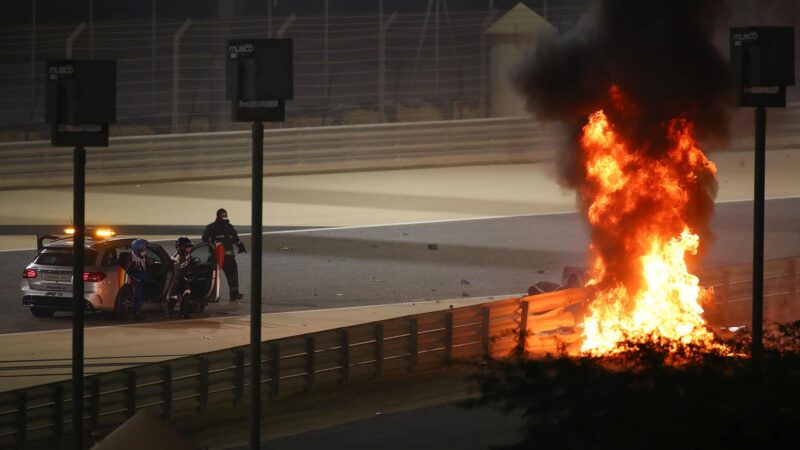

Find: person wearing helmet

[167,237,196,319]
[127,239,153,320]
[202,208,245,301]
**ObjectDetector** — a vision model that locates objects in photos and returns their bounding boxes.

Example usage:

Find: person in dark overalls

[202,208,245,301]
[127,239,153,320]
[167,237,196,319]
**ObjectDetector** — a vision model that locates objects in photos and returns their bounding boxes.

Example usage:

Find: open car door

[190,243,219,303]
[36,234,62,252]
[144,244,174,302]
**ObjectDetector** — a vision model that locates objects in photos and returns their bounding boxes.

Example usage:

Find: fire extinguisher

[214,243,225,301]
[214,243,225,267]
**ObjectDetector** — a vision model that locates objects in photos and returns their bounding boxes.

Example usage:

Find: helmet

[175,237,193,254]
[216,208,228,221]
[131,239,149,257]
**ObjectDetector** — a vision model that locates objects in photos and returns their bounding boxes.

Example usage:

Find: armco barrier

[1,256,799,448]
[701,256,800,326]
[0,288,588,449]
[0,117,561,190]
[1,103,799,190]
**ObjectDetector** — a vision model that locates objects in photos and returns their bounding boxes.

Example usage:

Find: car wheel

[113,286,134,321]
[30,307,56,318]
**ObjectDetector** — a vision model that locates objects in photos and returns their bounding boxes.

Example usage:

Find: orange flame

[578,102,719,355]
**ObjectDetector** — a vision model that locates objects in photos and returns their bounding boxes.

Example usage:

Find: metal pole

[66,22,87,58]
[250,121,264,450]
[31,0,36,114]
[752,105,766,360]
[411,0,434,80]
[379,9,398,122]
[72,145,86,450]
[172,18,193,134]
[481,2,495,118]
[277,14,295,38]
[324,0,329,106]
[151,0,156,114]
[434,0,439,99]
[379,0,383,121]
[89,0,94,58]
[480,21,487,117]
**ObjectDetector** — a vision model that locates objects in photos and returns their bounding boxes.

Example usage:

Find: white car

[21,229,220,319]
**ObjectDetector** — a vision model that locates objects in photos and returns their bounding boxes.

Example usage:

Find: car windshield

[33,248,98,266]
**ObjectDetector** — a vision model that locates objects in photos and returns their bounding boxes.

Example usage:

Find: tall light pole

[324,0,329,110]
[30,0,36,121]
[379,1,398,122]
[89,0,94,57]
[152,0,156,114]
[172,18,193,133]
[66,22,87,58]
[434,0,439,99]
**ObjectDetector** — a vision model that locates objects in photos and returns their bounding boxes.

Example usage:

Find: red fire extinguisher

[215,243,225,268]
[213,243,225,301]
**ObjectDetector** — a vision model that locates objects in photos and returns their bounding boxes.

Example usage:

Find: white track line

[1,195,797,253]
[0,212,581,252]
[236,210,579,238]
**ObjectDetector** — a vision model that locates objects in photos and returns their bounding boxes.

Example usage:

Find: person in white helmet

[127,239,153,320]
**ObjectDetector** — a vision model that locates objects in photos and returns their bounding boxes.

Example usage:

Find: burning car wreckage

[515,0,738,357]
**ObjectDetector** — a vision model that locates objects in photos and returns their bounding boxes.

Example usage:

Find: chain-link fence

[0,2,589,142]
[0,0,795,142]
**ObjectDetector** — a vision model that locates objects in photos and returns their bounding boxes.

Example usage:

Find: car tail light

[83,272,107,282]
[23,269,37,279]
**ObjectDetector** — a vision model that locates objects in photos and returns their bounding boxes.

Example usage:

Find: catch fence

[0,2,588,142]
[0,0,793,142]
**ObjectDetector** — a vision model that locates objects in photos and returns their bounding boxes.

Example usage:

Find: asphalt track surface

[1,197,798,335]
[255,403,525,450]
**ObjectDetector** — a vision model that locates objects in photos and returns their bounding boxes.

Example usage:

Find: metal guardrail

[701,256,799,326]
[0,117,561,190]
[0,288,588,449]
[2,254,799,448]
[1,103,799,190]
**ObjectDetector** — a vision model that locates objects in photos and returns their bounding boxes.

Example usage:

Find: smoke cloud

[514,0,734,289]
[515,0,732,177]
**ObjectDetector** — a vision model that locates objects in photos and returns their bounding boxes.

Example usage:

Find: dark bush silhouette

[463,322,800,450]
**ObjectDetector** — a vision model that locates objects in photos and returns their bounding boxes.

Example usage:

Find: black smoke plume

[516,0,732,158]
[514,0,733,289]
